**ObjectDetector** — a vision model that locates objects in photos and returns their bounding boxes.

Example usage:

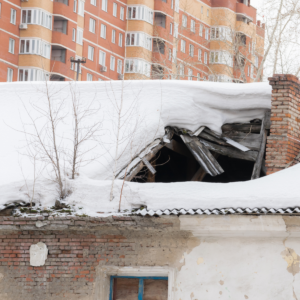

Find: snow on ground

[1,80,293,216]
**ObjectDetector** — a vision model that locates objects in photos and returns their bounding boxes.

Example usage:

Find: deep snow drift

[1,80,295,216]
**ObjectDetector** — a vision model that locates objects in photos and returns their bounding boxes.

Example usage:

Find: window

[20,38,51,59]
[249,41,251,53]
[78,0,84,16]
[197,73,200,81]
[53,20,67,34]
[188,68,193,80]
[174,23,178,38]
[125,59,151,77]
[118,33,123,47]
[199,24,203,36]
[247,65,250,76]
[117,59,122,74]
[207,9,209,17]
[211,27,232,42]
[179,64,184,76]
[154,13,166,28]
[7,68,13,82]
[88,46,94,60]
[91,0,96,6]
[112,29,116,43]
[181,39,186,53]
[168,48,172,60]
[170,23,173,35]
[204,52,207,64]
[0,3,2,18]
[77,28,83,45]
[100,24,106,38]
[171,0,173,9]
[191,20,195,32]
[120,7,124,20]
[251,65,254,78]
[72,28,76,41]
[19,68,48,81]
[153,39,165,54]
[201,6,203,14]
[110,56,115,71]
[189,44,194,57]
[210,51,233,67]
[126,32,152,51]
[175,0,179,12]
[9,39,15,54]
[182,15,187,27]
[255,55,258,67]
[252,42,256,55]
[110,276,168,300]
[127,6,153,24]
[51,49,66,63]
[205,28,209,40]
[21,9,52,29]
[99,50,106,66]
[113,3,117,17]
[10,9,16,25]
[198,49,202,61]
[87,73,93,81]
[73,0,77,12]
[102,0,107,12]
[55,0,69,5]
[89,18,96,33]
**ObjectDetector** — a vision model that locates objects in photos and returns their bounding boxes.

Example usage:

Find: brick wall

[0,215,186,300]
[266,74,300,175]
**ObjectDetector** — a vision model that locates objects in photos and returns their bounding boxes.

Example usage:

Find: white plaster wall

[175,216,300,300]
[176,237,300,300]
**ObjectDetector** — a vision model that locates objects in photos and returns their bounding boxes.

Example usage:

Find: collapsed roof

[1,80,297,217]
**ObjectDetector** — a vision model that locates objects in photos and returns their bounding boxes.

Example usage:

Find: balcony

[236,3,256,23]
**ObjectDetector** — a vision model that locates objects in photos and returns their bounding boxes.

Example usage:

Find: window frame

[120,6,124,20]
[111,29,116,43]
[109,276,168,300]
[88,45,94,61]
[7,68,13,82]
[113,3,117,17]
[91,0,97,6]
[89,18,96,33]
[118,33,123,47]
[100,24,106,39]
[9,38,15,54]
[10,9,16,25]
[102,0,107,12]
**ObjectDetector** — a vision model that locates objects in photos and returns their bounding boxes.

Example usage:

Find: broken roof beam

[181,135,224,177]
[222,131,262,151]
[222,123,262,133]
[198,138,258,162]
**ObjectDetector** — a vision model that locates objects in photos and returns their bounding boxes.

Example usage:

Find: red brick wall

[0,215,182,300]
[266,74,300,174]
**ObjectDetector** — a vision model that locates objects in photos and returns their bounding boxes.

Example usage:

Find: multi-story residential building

[0,0,264,83]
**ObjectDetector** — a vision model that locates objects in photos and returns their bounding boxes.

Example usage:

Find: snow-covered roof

[1,80,297,217]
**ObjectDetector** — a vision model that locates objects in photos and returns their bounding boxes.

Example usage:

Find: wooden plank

[113,278,139,300]
[264,111,271,130]
[165,139,194,159]
[198,138,258,162]
[251,116,268,180]
[141,157,156,175]
[223,137,250,152]
[124,144,163,181]
[222,131,262,151]
[143,279,168,300]
[181,135,224,177]
[191,167,206,181]
[222,123,262,133]
[199,131,228,146]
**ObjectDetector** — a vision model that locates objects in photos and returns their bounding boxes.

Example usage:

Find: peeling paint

[219,280,224,285]
[219,291,223,295]
[197,257,204,265]
[281,248,300,276]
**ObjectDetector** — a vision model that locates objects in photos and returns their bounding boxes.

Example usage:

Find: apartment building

[0,0,264,83]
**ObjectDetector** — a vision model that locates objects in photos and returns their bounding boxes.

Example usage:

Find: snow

[1,80,294,216]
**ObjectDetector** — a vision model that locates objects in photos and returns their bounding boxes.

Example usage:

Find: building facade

[0,0,264,83]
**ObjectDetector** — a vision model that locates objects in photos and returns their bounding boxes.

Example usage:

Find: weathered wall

[0,215,300,299]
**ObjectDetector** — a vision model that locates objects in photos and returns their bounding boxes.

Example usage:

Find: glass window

[88,46,94,61]
[120,7,124,20]
[110,56,115,71]
[9,39,15,54]
[72,28,76,41]
[91,0,96,6]
[113,3,117,17]
[119,33,123,47]
[112,29,116,43]
[87,73,93,81]
[100,24,106,38]
[73,0,77,12]
[102,0,107,12]
[89,18,95,33]
[99,50,106,66]
[7,68,13,82]
[78,0,84,16]
[182,15,187,27]
[10,9,16,24]
[117,59,122,74]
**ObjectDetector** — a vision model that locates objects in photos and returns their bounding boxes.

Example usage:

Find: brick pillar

[266,74,300,175]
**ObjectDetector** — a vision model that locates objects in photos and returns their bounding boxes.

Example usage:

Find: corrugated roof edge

[134,207,300,216]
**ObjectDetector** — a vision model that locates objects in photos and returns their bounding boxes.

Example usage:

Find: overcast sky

[251,0,262,9]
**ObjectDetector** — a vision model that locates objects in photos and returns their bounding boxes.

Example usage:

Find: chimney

[266,75,300,175]
[257,20,261,27]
